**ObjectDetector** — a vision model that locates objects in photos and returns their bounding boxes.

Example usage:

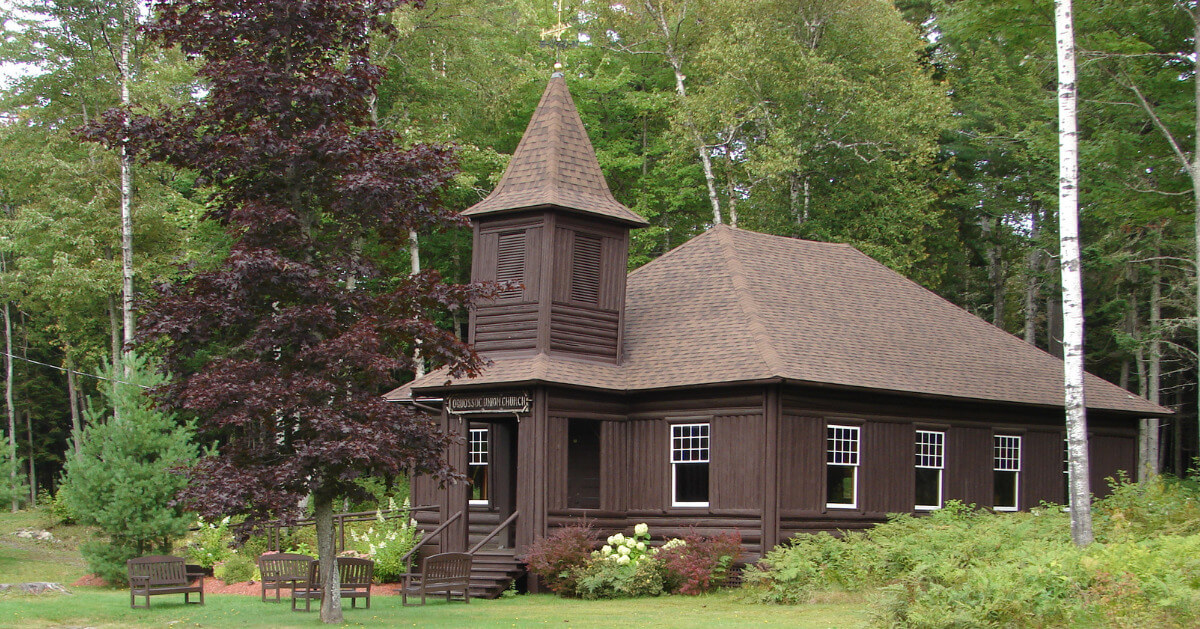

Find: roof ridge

[627,225,723,279]
[714,226,786,375]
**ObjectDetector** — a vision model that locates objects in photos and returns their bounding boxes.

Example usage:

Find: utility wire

[0,351,151,389]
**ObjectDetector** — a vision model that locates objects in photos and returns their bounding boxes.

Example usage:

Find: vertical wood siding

[1089,434,1136,498]
[626,420,667,510]
[861,421,914,515]
[601,420,626,511]
[947,426,993,508]
[546,416,568,510]
[778,416,825,513]
[711,414,764,509]
[1022,429,1064,508]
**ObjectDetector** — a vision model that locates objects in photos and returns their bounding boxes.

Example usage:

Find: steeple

[462,74,648,227]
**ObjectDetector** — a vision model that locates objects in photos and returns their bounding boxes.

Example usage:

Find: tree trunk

[641,1,722,225]
[980,215,1005,327]
[24,410,34,504]
[107,295,122,422]
[410,229,425,378]
[1145,256,1162,477]
[118,0,136,368]
[66,361,82,458]
[1023,206,1042,344]
[2,297,16,512]
[313,490,343,623]
[1055,0,1093,547]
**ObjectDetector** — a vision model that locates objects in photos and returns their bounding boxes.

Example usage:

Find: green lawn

[0,508,867,628]
[0,589,868,628]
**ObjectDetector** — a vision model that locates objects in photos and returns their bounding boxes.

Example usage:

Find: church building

[387,74,1167,593]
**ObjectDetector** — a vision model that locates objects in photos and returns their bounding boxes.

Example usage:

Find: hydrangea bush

[526,522,743,599]
[185,516,234,569]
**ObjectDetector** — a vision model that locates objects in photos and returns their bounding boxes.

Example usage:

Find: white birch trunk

[119,0,136,367]
[1055,0,1093,547]
[1145,257,1161,477]
[410,229,425,378]
[2,298,16,513]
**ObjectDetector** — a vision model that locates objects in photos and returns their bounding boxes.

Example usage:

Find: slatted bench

[399,552,472,606]
[127,555,205,609]
[290,557,373,612]
[258,552,313,602]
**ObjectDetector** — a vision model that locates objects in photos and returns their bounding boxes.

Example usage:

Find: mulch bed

[72,575,406,596]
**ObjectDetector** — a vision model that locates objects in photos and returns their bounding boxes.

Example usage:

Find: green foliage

[57,352,196,584]
[183,516,234,569]
[48,488,76,526]
[573,556,665,600]
[746,491,1200,628]
[216,553,258,584]
[654,531,743,595]
[347,498,421,582]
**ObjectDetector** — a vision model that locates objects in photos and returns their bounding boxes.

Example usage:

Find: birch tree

[1054,0,1093,547]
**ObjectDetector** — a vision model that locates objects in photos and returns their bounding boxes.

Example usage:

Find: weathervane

[539,1,578,53]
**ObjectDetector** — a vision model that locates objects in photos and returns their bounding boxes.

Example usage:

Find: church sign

[447,391,530,414]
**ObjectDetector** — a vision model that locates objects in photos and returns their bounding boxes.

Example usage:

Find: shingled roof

[461,74,649,227]
[393,225,1165,416]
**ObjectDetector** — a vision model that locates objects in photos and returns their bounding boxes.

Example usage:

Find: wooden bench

[399,552,472,606]
[258,552,313,602]
[127,555,205,609]
[290,557,373,612]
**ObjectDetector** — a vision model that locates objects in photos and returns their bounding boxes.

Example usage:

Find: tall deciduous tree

[84,0,486,621]
[1054,0,1093,547]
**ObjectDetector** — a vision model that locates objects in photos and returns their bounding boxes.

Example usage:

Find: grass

[0,508,868,628]
[0,589,869,628]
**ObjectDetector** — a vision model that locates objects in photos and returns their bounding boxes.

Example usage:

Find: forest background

[0,0,1195,501]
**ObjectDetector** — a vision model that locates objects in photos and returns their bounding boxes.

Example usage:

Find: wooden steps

[468,549,524,599]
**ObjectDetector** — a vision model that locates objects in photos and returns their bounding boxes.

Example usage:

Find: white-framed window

[993,435,1021,511]
[469,428,489,504]
[915,430,945,510]
[826,424,859,509]
[670,423,709,507]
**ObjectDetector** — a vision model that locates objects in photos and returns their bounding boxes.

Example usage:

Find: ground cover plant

[743,476,1200,628]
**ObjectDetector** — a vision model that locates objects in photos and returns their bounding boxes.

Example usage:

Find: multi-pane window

[993,435,1021,511]
[915,430,945,510]
[826,425,860,509]
[469,428,489,503]
[670,423,709,507]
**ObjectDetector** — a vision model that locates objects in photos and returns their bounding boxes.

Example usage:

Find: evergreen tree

[59,352,196,584]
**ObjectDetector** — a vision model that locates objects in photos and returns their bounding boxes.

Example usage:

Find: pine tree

[59,352,196,583]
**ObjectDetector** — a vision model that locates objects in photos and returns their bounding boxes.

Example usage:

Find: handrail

[253,504,441,553]
[469,510,520,555]
[398,510,463,570]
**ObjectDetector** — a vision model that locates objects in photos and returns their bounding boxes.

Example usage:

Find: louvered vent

[496,232,525,299]
[571,234,602,304]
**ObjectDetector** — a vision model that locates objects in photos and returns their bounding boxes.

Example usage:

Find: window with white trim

[993,435,1021,511]
[915,430,944,510]
[469,428,489,504]
[826,425,859,509]
[670,423,709,507]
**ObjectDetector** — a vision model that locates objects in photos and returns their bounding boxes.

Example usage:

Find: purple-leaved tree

[82,0,487,621]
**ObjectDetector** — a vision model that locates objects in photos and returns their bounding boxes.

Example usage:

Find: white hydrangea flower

[601,545,613,556]
[634,523,649,537]
[618,545,631,556]
[636,541,646,551]
[616,555,631,565]
[611,533,625,545]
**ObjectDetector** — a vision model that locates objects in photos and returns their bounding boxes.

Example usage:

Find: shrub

[347,497,421,582]
[655,530,743,595]
[525,523,598,595]
[1094,474,1200,542]
[80,538,143,585]
[216,553,258,583]
[185,516,234,569]
[49,489,75,525]
[573,555,664,600]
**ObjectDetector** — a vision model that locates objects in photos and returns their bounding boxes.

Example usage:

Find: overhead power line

[0,351,151,389]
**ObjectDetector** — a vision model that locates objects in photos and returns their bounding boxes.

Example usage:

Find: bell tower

[462,73,647,363]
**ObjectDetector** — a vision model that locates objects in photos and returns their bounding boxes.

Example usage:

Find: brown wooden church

[387,73,1168,592]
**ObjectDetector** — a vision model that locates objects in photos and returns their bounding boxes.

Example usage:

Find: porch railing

[258,504,440,553]
[398,510,463,570]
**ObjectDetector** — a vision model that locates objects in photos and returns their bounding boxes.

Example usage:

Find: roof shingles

[394,225,1164,416]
